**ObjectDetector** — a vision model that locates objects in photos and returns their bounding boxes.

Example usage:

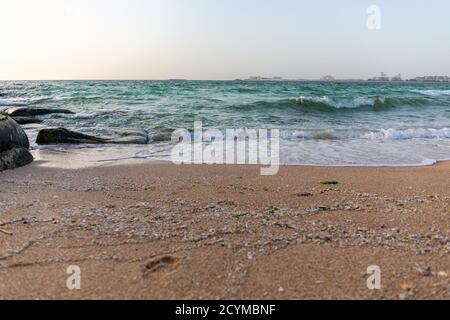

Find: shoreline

[1,160,449,299]
[29,146,449,170]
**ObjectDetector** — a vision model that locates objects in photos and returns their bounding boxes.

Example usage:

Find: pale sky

[1,0,449,80]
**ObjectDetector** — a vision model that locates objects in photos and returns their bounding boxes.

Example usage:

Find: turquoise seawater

[1,80,450,166]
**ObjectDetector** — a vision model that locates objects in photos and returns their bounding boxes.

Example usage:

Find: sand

[0,160,449,300]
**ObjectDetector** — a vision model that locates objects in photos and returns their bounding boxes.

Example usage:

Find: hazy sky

[1,0,449,80]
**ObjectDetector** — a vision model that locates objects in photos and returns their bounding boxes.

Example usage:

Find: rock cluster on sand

[0,115,33,171]
[36,128,149,145]
[2,106,149,148]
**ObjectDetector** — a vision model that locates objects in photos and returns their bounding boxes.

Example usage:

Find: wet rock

[36,128,104,144]
[11,116,43,125]
[0,115,30,151]
[2,107,74,117]
[0,147,33,171]
[0,116,34,171]
[36,127,149,145]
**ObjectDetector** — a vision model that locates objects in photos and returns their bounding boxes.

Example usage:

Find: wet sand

[0,160,449,300]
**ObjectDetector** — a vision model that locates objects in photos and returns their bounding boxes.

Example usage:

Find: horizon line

[0,78,449,82]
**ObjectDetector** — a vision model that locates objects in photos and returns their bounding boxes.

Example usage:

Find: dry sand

[0,160,449,300]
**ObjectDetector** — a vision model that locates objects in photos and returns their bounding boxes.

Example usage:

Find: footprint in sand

[143,256,177,277]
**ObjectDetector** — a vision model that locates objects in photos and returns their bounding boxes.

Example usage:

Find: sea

[1,80,450,166]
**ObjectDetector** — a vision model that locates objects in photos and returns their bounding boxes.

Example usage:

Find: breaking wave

[0,98,29,106]
[233,95,442,112]
[412,89,450,97]
[288,127,450,141]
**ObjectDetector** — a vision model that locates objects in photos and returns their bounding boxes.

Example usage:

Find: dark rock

[36,128,105,144]
[11,116,43,125]
[0,115,30,152]
[36,128,149,145]
[0,147,33,171]
[2,107,74,117]
[0,115,33,171]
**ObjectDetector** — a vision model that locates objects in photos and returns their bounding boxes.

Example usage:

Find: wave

[0,98,29,106]
[48,109,130,120]
[142,126,450,144]
[289,127,450,141]
[149,130,175,142]
[362,127,450,140]
[412,89,450,97]
[232,95,440,112]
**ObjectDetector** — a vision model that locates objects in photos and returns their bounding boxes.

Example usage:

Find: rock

[36,128,105,144]
[2,107,74,117]
[0,147,33,171]
[0,115,30,151]
[11,116,43,125]
[0,116,33,171]
[36,128,149,145]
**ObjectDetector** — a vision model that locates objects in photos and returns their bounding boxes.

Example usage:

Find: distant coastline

[1,78,449,83]
[242,75,450,84]
[241,79,450,84]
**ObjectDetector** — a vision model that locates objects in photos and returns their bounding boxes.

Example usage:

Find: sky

[0,0,449,80]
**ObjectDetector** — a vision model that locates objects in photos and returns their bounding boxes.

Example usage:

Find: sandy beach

[0,159,449,300]
[2,0,450,306]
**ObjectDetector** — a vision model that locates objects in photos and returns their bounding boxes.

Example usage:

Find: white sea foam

[352,96,379,107]
[124,138,450,167]
[412,89,450,97]
[361,128,450,140]
[278,138,450,167]
[0,98,29,106]
[289,127,450,141]
[291,96,385,109]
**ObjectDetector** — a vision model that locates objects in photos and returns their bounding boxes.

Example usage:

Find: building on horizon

[412,76,450,82]
[369,72,402,82]
[247,76,283,81]
[320,75,335,81]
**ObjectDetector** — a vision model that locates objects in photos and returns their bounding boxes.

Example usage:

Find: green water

[1,80,450,165]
